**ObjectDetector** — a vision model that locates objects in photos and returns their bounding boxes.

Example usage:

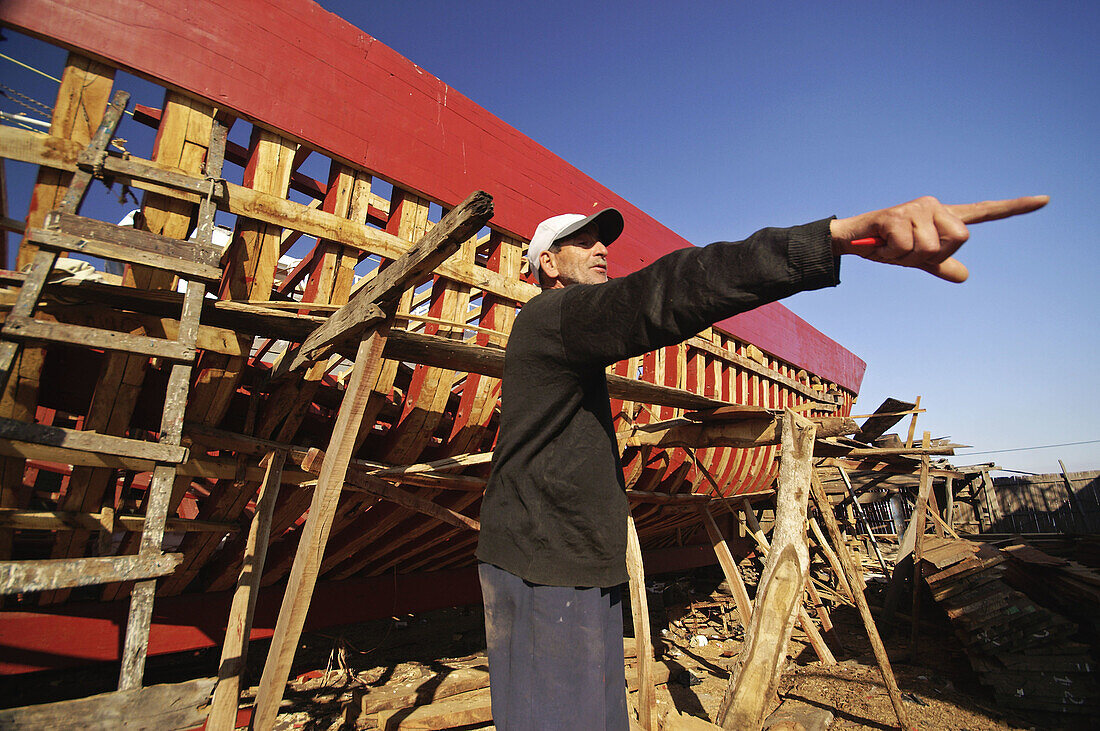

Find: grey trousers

[478,562,629,730]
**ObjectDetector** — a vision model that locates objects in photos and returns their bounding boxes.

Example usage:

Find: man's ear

[539,250,559,279]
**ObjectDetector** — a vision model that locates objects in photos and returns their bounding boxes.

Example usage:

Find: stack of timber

[919,536,1100,715]
[1000,541,1100,655]
[0,0,866,688]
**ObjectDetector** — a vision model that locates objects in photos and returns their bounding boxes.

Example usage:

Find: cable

[956,438,1100,457]
[0,83,53,118]
[0,52,61,83]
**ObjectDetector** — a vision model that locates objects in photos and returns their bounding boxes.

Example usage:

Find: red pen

[849,237,882,246]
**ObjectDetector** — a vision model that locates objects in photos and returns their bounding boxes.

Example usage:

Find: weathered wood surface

[288,190,494,371]
[0,552,183,594]
[0,676,215,730]
[626,515,658,730]
[207,450,285,731]
[0,509,234,533]
[809,472,910,730]
[718,410,816,730]
[0,417,188,463]
[619,415,856,449]
[253,329,391,730]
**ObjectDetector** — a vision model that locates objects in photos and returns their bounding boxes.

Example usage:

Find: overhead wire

[956,438,1100,457]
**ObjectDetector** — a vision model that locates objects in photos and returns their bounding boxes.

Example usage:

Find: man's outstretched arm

[830,195,1049,282]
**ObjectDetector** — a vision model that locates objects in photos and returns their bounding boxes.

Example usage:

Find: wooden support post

[903,396,921,449]
[809,473,912,731]
[944,476,954,534]
[1058,460,1088,532]
[740,498,834,665]
[717,410,816,730]
[979,468,1001,530]
[626,515,657,731]
[252,329,389,730]
[909,433,932,661]
[837,466,890,577]
[283,190,494,373]
[208,450,286,731]
[808,516,853,602]
[698,504,753,625]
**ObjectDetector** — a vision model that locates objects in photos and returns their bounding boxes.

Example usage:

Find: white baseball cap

[526,208,624,278]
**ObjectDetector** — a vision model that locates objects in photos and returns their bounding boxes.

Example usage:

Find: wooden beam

[808,474,911,730]
[698,505,754,626]
[626,515,657,730]
[0,509,236,534]
[0,677,215,731]
[0,552,183,594]
[619,415,856,450]
[738,498,835,667]
[0,417,188,463]
[718,410,817,730]
[910,432,933,661]
[685,336,839,405]
[207,450,286,731]
[284,190,493,372]
[252,328,390,730]
[853,397,917,444]
[303,448,481,532]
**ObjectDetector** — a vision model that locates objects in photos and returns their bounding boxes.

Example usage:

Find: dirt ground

[0,565,1087,729]
[246,566,1084,730]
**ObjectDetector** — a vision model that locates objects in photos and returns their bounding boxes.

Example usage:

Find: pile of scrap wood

[919,536,1100,715]
[340,640,674,729]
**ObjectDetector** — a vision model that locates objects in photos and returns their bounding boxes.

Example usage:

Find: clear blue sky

[2,1,1097,475]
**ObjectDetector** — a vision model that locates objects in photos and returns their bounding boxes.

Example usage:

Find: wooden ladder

[0,88,227,690]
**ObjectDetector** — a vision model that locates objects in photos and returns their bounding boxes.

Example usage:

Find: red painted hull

[0,0,859,676]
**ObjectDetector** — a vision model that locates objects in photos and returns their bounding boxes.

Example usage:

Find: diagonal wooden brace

[276,190,494,377]
[251,191,493,729]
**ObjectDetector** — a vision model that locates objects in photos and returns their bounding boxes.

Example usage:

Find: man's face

[541,227,609,286]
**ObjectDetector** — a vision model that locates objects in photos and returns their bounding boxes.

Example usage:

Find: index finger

[946,195,1050,225]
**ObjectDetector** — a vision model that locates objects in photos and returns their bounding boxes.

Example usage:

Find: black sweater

[476,219,839,587]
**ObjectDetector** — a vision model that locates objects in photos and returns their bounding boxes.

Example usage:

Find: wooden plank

[0,509,235,533]
[2,316,196,362]
[207,450,286,731]
[698,505,754,626]
[252,328,390,730]
[29,213,220,280]
[626,514,657,731]
[0,249,56,396]
[910,432,933,660]
[740,501,834,667]
[0,552,183,594]
[16,53,115,269]
[685,336,839,405]
[808,472,910,730]
[380,231,474,465]
[619,415,855,450]
[373,687,492,730]
[808,516,853,601]
[854,397,917,443]
[0,676,215,731]
[0,416,188,463]
[45,97,219,605]
[155,125,297,598]
[344,664,489,720]
[286,190,494,371]
[297,448,481,532]
[717,410,817,730]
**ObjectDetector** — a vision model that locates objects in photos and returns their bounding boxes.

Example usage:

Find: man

[476,194,1047,729]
